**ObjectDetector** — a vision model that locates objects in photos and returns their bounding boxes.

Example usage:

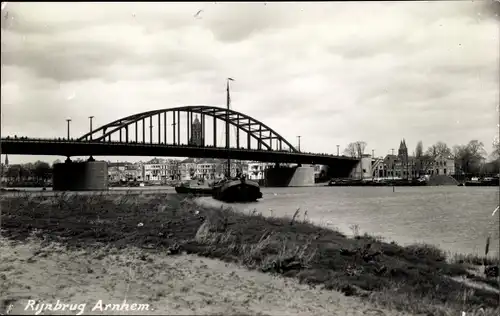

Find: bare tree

[415,141,423,158]
[426,141,452,159]
[355,141,367,158]
[415,141,424,176]
[343,141,367,158]
[343,143,357,157]
[453,140,487,175]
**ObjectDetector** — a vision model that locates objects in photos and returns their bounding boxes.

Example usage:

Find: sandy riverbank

[0,237,412,316]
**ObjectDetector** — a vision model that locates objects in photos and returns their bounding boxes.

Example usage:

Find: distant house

[430,155,455,176]
[247,162,266,180]
[180,158,199,181]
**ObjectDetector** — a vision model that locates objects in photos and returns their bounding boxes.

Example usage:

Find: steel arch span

[78,105,299,152]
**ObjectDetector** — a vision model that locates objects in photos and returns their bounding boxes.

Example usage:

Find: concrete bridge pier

[264,164,315,187]
[53,156,108,191]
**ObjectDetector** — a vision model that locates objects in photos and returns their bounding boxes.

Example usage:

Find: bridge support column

[158,114,161,144]
[87,156,95,162]
[213,113,217,147]
[173,112,176,145]
[142,118,145,143]
[164,112,167,144]
[65,157,72,164]
[264,165,315,187]
[187,111,190,145]
[177,111,180,145]
[135,122,138,143]
[149,116,153,144]
[53,161,108,191]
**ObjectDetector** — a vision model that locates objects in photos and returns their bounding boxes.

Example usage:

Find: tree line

[0,160,58,184]
[343,139,500,176]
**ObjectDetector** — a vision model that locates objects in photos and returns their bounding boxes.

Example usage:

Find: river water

[197,186,500,257]
[3,185,499,256]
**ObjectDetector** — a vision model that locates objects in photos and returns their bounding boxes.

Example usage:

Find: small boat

[212,175,262,203]
[464,177,499,186]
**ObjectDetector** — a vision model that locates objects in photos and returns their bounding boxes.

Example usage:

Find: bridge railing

[1,137,355,159]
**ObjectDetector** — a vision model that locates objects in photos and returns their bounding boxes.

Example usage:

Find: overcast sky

[1,1,499,164]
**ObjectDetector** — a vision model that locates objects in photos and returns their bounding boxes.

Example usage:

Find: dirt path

[1,237,414,316]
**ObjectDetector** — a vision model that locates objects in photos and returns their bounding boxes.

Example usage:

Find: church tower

[189,115,203,146]
[398,139,409,179]
[398,139,408,162]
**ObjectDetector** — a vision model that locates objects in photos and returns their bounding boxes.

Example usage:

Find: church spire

[193,115,200,124]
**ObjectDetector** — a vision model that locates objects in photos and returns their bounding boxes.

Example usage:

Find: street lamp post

[297,136,301,152]
[337,145,340,156]
[89,116,94,140]
[66,119,72,140]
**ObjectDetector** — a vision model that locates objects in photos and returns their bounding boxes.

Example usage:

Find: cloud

[1,1,498,164]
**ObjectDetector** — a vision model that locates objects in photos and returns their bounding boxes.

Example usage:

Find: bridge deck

[0,138,359,166]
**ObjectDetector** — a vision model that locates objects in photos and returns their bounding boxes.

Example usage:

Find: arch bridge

[78,105,299,153]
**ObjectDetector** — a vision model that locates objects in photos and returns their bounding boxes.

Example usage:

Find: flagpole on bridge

[226,78,234,178]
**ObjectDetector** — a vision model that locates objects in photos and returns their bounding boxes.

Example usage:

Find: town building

[108,162,144,182]
[177,158,262,181]
[429,155,455,176]
[108,162,129,182]
[143,158,180,182]
[246,162,277,180]
[180,158,200,180]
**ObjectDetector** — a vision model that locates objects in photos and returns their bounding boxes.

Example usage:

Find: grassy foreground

[1,192,499,316]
